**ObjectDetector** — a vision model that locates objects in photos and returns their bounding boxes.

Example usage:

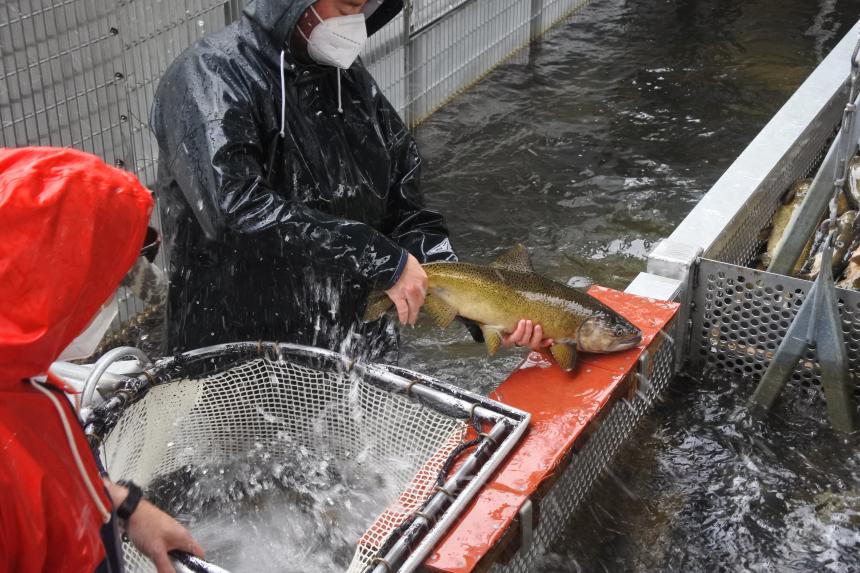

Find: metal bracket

[751,242,856,433]
[633,349,652,401]
[518,499,534,554]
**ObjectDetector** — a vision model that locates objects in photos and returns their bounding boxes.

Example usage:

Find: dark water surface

[401,0,860,571]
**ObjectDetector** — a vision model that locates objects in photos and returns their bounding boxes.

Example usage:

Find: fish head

[576,313,642,353]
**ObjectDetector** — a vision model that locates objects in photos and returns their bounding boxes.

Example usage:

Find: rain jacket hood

[0,147,152,382]
[243,0,403,48]
[151,0,455,354]
[0,147,152,573]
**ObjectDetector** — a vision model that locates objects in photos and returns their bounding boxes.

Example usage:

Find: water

[396,0,860,570]
[146,426,413,572]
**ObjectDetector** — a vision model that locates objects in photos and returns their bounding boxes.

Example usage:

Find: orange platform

[424,286,679,572]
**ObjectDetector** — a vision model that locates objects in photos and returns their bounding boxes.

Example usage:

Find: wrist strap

[116,480,143,522]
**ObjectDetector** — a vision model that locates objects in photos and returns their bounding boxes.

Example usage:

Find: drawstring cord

[30,379,112,523]
[337,68,343,114]
[281,49,343,121]
[279,50,287,138]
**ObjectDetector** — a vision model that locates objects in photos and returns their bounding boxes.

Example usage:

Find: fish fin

[480,326,503,356]
[363,291,393,322]
[424,294,458,328]
[490,244,534,273]
[550,343,578,372]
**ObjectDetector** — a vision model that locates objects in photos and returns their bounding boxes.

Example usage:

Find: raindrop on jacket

[151,0,457,355]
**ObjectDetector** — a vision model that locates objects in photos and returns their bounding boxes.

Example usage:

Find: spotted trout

[364,245,642,371]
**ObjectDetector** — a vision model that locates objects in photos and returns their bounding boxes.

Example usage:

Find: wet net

[85,343,527,573]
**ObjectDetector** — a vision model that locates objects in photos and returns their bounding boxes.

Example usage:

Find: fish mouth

[611,332,642,351]
[577,319,643,353]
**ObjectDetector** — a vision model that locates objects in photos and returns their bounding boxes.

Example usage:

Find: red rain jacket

[0,147,153,572]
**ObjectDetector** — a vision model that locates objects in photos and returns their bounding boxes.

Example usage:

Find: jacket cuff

[363,234,409,290]
[384,249,409,290]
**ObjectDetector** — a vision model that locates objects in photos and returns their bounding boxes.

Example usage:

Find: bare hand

[502,319,554,351]
[107,481,204,573]
[385,253,427,325]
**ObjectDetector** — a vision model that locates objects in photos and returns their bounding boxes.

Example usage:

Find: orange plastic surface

[425,286,679,573]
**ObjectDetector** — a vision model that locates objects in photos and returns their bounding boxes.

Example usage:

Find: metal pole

[371,420,515,573]
[403,0,415,126]
[81,346,152,410]
[529,0,543,41]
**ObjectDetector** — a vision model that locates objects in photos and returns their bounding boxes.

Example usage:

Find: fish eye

[613,325,625,336]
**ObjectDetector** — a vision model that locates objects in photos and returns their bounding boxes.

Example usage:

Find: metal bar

[748,279,817,410]
[811,247,856,432]
[373,418,520,573]
[751,243,856,431]
[81,346,152,409]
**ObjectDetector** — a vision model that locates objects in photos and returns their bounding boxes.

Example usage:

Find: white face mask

[56,297,118,362]
[300,5,367,69]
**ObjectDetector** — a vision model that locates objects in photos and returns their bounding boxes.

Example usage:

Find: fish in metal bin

[365,245,643,371]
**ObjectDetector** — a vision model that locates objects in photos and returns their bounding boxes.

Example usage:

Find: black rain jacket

[151,0,456,356]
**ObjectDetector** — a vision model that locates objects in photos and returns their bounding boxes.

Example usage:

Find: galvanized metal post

[403,0,416,127]
[224,0,245,23]
[529,0,543,41]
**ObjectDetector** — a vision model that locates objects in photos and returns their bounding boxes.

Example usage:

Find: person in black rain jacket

[151,0,458,357]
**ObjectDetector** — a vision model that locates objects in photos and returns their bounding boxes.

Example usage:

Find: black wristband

[116,480,143,522]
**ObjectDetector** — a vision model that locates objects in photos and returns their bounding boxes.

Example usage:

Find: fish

[761,179,811,271]
[837,258,860,289]
[846,155,860,209]
[364,245,643,372]
[803,210,857,280]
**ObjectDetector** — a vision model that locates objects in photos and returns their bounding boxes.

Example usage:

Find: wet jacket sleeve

[377,95,458,264]
[152,53,406,289]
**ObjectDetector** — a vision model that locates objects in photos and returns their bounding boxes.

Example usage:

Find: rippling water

[400,0,860,570]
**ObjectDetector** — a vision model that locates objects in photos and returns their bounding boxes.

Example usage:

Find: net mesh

[102,357,468,572]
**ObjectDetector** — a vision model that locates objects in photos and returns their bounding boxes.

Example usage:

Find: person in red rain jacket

[0,147,204,573]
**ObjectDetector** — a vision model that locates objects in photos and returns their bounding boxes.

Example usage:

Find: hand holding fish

[385,253,427,325]
[501,319,554,351]
[366,245,642,371]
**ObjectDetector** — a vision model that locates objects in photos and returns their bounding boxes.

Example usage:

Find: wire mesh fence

[1,0,592,177]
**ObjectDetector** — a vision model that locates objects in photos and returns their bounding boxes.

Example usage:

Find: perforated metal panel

[495,329,676,573]
[690,259,860,407]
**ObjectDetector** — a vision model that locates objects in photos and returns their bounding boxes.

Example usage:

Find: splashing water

[147,431,407,572]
